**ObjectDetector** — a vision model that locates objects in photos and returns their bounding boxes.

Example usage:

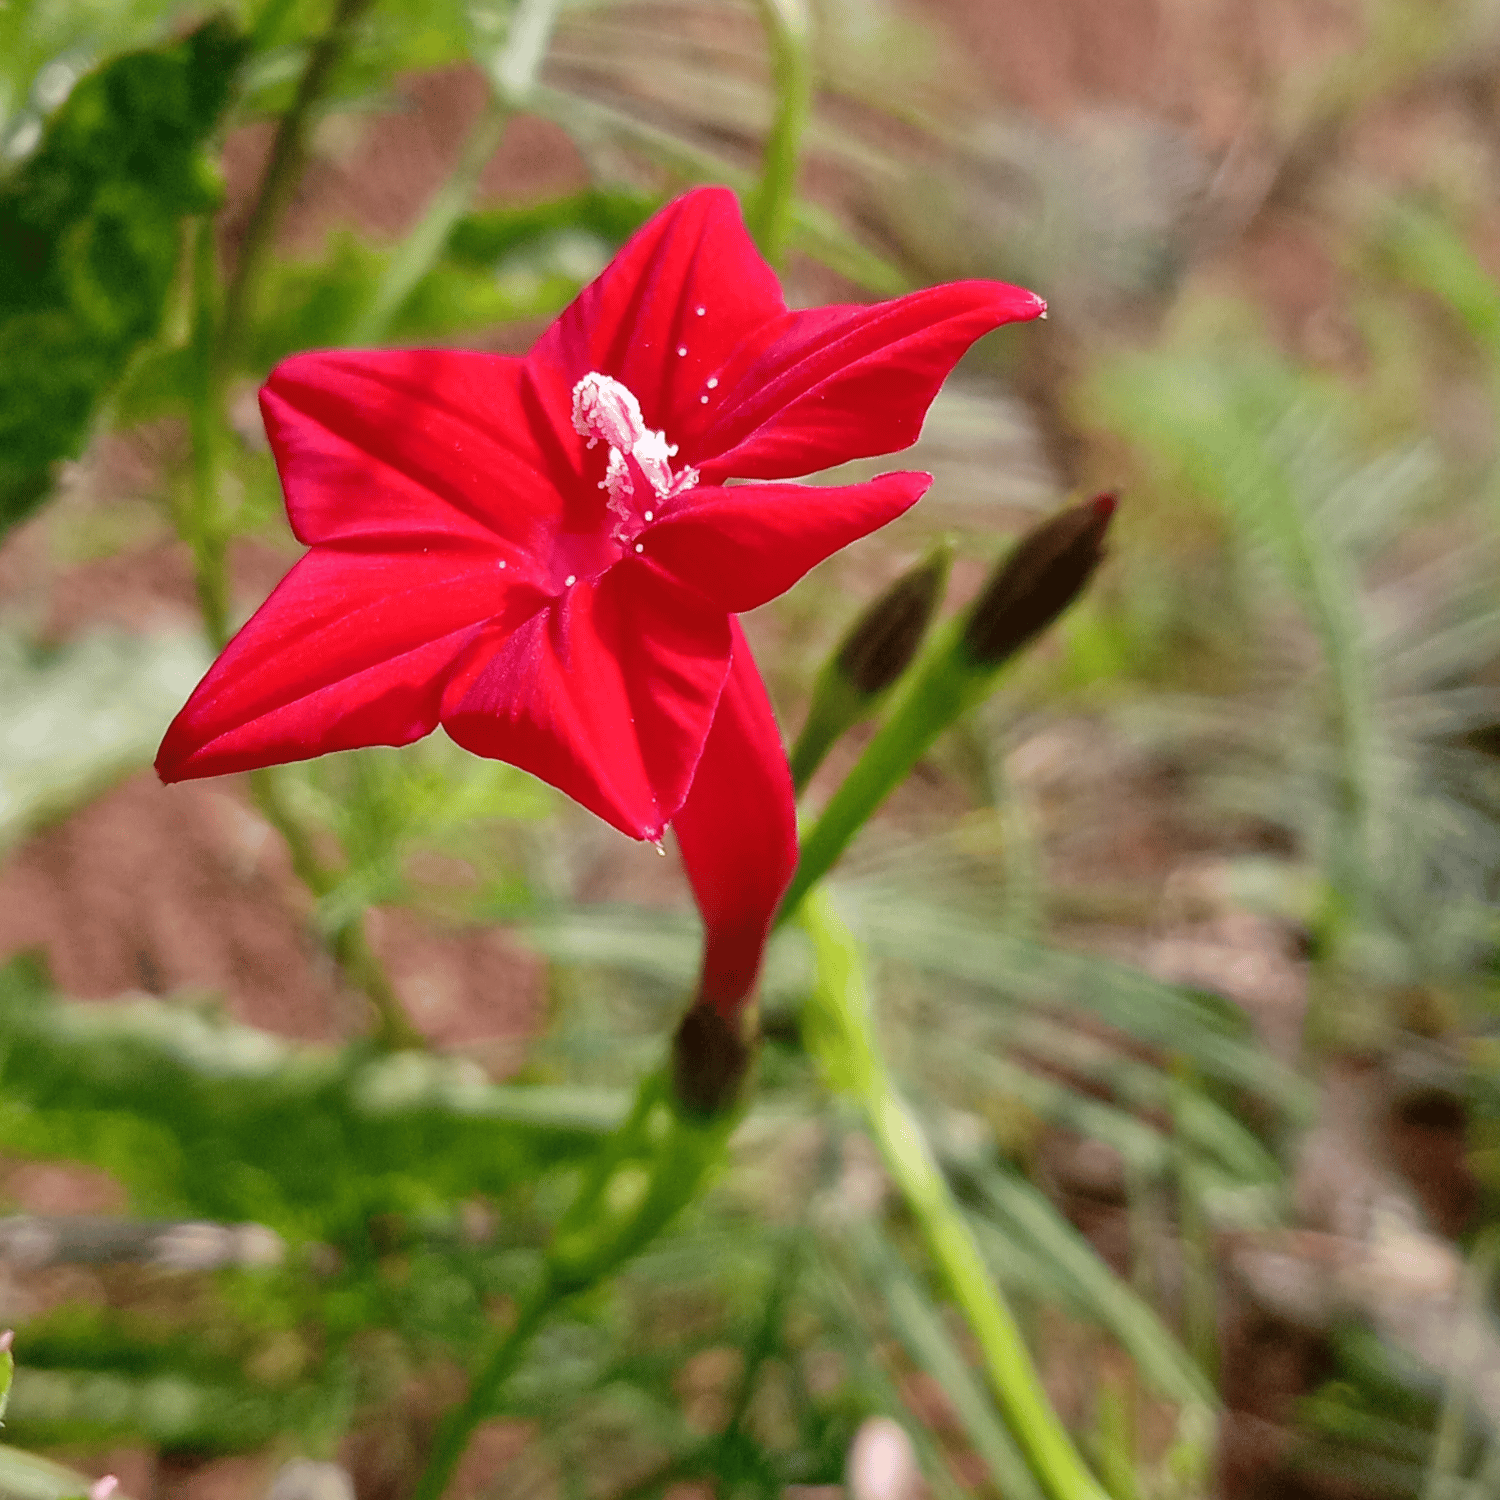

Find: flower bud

[960,493,1116,667]
[836,542,952,696]
[789,542,952,791]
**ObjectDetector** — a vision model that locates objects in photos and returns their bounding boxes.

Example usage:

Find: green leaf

[846,893,1312,1119]
[0,956,613,1244]
[0,19,246,529]
[966,1166,1214,1407]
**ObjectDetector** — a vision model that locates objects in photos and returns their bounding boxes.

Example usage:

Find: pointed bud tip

[834,542,953,699]
[960,491,1118,667]
[0,1329,13,1354]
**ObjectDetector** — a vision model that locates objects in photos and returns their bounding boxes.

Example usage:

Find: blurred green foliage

[2,0,1500,1497]
[0,19,245,529]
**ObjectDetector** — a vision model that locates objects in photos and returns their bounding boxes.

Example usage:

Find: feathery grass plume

[789,541,953,791]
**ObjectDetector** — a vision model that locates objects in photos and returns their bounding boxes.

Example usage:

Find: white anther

[706,377,718,389]
[564,574,576,586]
[694,306,705,316]
[634,543,644,553]
[569,372,699,532]
[643,510,653,521]
[676,345,687,357]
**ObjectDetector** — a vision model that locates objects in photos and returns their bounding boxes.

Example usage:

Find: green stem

[349,90,513,345]
[746,0,813,264]
[247,769,425,1051]
[218,0,376,374]
[410,1065,738,1498]
[411,1284,557,1500]
[778,622,980,924]
[186,217,230,650]
[347,0,561,345]
[181,225,419,1051]
[799,890,1111,1500]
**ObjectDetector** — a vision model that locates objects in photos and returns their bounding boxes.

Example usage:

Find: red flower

[156,188,1043,1017]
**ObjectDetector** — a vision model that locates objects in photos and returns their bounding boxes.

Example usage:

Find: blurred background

[4,0,1500,1496]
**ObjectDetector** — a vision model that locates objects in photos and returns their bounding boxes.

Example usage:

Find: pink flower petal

[674,622,796,1015]
[524,186,786,451]
[643,472,930,613]
[681,281,1046,482]
[441,561,732,840]
[156,550,534,781]
[263,349,570,570]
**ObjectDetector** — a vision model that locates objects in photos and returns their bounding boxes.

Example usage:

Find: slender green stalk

[349,91,512,345]
[780,496,1114,922]
[799,890,1111,1500]
[176,113,419,1053]
[247,769,424,1050]
[746,0,813,264]
[779,621,978,922]
[410,1067,739,1499]
[411,1284,556,1500]
[186,217,230,650]
[1170,1073,1218,1384]
[218,0,376,374]
[349,0,562,344]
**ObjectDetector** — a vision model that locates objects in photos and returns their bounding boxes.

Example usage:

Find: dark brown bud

[836,543,952,697]
[961,493,1117,667]
[671,1004,755,1117]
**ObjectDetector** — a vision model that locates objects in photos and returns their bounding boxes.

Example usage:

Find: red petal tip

[1091,490,1119,522]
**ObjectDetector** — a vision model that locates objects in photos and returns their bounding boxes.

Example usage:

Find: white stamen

[643,510,653,521]
[498,559,506,569]
[706,377,718,389]
[569,372,700,537]
[564,574,576,586]
[695,305,705,316]
[634,543,644,553]
[700,395,708,403]
[676,345,687,357]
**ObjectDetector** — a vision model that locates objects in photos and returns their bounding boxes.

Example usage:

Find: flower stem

[180,201,418,1050]
[798,889,1111,1500]
[410,1284,555,1500]
[778,620,979,923]
[409,1066,738,1499]
[246,768,425,1051]
[348,0,560,345]
[746,0,813,265]
[186,216,231,651]
[349,90,513,345]
[218,0,376,375]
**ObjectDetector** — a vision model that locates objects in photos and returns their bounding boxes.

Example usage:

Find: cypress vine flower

[156,187,1044,1022]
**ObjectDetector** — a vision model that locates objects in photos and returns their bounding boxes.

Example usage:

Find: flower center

[571,373,698,546]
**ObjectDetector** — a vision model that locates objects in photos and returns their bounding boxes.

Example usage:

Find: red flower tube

[156,188,1044,1023]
